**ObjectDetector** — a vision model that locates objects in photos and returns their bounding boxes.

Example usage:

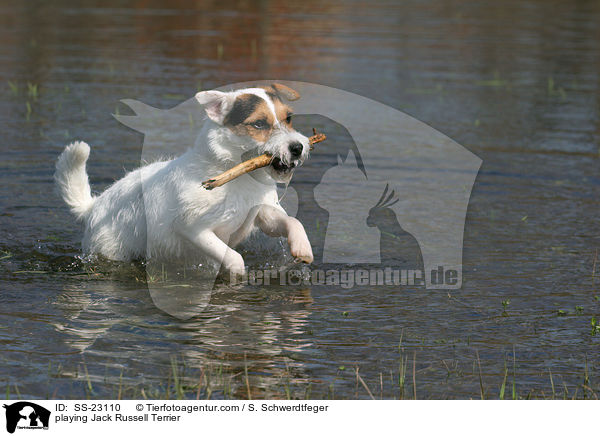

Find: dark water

[1,0,599,399]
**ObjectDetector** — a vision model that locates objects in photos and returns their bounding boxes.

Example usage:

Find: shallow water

[1,0,599,399]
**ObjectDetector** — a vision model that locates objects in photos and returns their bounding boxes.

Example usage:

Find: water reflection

[48,274,314,398]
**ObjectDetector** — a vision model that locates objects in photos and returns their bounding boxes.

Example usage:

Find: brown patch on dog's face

[273,98,294,128]
[262,83,297,127]
[224,92,294,143]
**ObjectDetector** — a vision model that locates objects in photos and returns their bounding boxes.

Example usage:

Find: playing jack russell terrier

[55,84,316,276]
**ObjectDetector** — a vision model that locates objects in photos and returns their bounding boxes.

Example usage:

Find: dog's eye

[285,113,293,124]
[251,120,268,130]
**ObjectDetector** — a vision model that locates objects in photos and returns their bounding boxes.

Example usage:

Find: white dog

[54,84,314,275]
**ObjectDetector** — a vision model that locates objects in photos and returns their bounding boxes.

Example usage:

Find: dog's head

[195,84,309,183]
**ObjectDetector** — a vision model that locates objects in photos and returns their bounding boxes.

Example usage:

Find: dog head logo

[3,402,50,434]
[114,80,481,317]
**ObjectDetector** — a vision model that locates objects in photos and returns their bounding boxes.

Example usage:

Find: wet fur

[54,86,313,273]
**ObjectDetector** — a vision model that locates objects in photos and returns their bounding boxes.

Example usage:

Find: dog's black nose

[288,141,303,158]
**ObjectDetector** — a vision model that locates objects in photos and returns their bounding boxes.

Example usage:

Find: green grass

[501,299,510,315]
[405,84,444,95]
[7,80,18,96]
[591,317,600,336]
[499,364,508,400]
[547,77,567,100]
[161,93,187,101]
[476,71,507,88]
[5,346,599,400]
[27,82,38,100]
[25,363,600,400]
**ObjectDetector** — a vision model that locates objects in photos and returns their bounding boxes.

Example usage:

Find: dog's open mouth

[271,157,296,174]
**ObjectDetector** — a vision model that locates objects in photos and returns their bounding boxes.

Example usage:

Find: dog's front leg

[185,229,246,276]
[256,205,313,264]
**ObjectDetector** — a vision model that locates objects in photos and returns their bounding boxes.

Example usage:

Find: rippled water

[1,0,599,399]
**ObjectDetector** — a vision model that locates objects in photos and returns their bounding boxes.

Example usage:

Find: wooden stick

[202,129,326,190]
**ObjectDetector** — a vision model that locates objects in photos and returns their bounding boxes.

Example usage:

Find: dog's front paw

[289,236,314,264]
[224,255,246,277]
[219,264,247,284]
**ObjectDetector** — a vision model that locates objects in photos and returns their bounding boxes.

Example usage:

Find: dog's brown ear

[270,83,300,101]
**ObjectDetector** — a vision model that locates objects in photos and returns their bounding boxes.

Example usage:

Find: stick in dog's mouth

[202,129,326,190]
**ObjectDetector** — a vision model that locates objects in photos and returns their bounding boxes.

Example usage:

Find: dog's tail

[54,141,96,220]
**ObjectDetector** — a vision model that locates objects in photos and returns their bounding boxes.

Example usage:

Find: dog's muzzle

[266,136,308,181]
[270,157,297,174]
